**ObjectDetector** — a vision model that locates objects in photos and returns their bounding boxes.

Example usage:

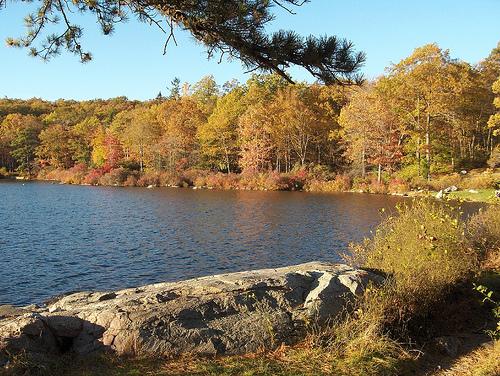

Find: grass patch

[447,189,498,203]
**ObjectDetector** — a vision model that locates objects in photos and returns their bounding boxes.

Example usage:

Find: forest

[1,43,499,193]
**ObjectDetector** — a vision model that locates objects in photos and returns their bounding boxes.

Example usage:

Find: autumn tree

[266,86,319,169]
[339,84,403,181]
[120,107,162,171]
[190,76,219,116]
[71,116,101,165]
[381,44,465,179]
[0,114,43,174]
[37,124,75,168]
[339,87,375,178]
[487,76,500,137]
[238,104,274,173]
[198,87,246,172]
[157,98,205,171]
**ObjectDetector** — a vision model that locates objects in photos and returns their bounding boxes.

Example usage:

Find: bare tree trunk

[225,149,231,173]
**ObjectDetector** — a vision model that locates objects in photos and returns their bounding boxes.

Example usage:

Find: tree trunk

[139,144,144,173]
[416,137,421,177]
[361,144,366,178]
[426,113,431,181]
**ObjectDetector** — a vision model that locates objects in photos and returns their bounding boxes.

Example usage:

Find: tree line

[1,43,499,187]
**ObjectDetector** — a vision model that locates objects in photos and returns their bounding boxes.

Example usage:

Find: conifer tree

[2,0,365,84]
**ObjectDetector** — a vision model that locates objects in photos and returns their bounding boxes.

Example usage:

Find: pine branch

[2,0,365,85]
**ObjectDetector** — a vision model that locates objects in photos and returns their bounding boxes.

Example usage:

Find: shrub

[0,166,9,178]
[123,174,138,187]
[408,176,430,190]
[98,168,131,186]
[64,164,88,184]
[396,164,418,181]
[204,172,240,190]
[157,171,178,186]
[176,175,193,188]
[461,173,497,189]
[467,205,500,268]
[349,200,478,321]
[334,174,353,191]
[308,164,334,180]
[387,178,409,194]
[352,176,371,192]
[193,174,208,188]
[428,173,462,191]
[277,174,304,191]
[136,172,160,187]
[83,168,106,185]
[368,178,387,194]
[305,175,352,192]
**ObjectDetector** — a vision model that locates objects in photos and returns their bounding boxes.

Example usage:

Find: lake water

[0,180,476,306]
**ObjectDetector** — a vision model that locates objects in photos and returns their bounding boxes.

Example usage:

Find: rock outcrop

[0,262,380,363]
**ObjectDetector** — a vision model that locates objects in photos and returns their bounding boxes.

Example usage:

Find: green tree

[168,78,182,100]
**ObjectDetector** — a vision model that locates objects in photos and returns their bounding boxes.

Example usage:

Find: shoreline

[5,175,497,203]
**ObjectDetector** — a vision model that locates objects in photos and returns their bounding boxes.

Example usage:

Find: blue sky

[1,0,499,100]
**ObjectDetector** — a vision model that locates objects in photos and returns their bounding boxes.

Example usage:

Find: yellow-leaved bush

[349,200,479,320]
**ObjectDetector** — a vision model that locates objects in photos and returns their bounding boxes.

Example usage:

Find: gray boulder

[443,185,458,194]
[0,262,380,360]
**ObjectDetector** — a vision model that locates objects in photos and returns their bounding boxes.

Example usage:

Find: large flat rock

[0,262,380,362]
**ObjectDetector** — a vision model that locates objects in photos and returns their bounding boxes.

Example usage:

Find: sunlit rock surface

[0,262,380,361]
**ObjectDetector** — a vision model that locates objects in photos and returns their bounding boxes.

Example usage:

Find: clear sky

[1,0,499,100]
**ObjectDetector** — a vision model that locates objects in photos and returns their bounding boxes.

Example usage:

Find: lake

[0,180,476,306]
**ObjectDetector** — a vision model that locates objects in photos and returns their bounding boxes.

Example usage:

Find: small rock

[460,170,467,175]
[436,190,444,199]
[48,306,62,313]
[443,185,458,194]
[146,185,154,189]
[467,189,478,194]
